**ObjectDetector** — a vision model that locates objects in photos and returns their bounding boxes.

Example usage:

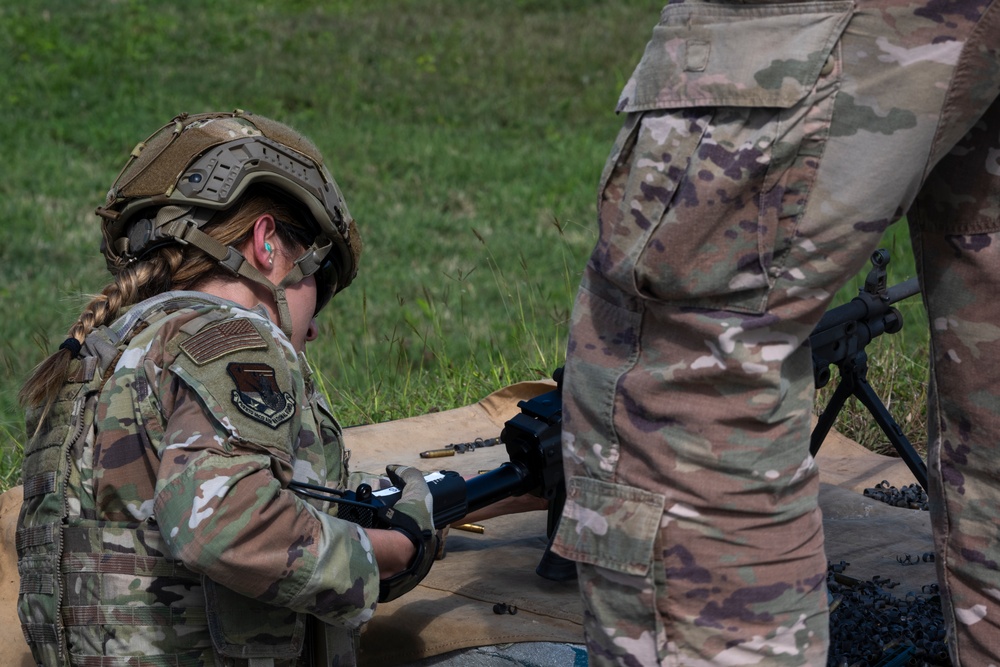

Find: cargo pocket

[553,476,667,653]
[595,1,853,313]
[554,476,665,575]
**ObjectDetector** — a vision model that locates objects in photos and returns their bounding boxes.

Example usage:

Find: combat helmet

[95,110,362,334]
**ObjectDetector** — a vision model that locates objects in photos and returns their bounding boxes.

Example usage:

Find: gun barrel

[431,461,532,528]
[813,277,919,336]
[887,276,920,304]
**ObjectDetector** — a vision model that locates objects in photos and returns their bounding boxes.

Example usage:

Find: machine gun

[809,249,926,489]
[289,368,576,582]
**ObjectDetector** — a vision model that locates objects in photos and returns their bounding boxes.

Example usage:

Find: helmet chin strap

[260,274,295,341]
[266,256,325,340]
[264,237,334,339]
[145,206,321,340]
[215,245,299,340]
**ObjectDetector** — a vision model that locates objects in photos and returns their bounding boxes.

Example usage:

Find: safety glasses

[285,236,337,316]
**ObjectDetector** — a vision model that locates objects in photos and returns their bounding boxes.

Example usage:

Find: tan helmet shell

[96,110,361,297]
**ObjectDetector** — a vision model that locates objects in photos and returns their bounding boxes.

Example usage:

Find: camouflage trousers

[553,0,1000,664]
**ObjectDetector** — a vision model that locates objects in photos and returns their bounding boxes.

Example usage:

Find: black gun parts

[420,436,502,458]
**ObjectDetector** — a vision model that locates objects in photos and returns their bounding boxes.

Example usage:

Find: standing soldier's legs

[556,0,1000,664]
[911,92,1000,666]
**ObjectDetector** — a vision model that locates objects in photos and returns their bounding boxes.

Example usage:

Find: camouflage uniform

[552,0,1000,664]
[18,293,380,666]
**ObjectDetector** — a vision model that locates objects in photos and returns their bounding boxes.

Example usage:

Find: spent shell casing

[420,448,456,458]
[453,523,486,534]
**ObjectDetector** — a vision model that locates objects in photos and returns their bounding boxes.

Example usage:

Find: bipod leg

[810,373,855,457]
[848,354,929,490]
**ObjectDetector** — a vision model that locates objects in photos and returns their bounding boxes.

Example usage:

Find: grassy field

[0,0,928,491]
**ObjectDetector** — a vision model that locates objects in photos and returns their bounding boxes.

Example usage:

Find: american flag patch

[180,319,268,365]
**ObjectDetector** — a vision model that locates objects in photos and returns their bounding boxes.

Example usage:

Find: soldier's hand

[375,465,439,602]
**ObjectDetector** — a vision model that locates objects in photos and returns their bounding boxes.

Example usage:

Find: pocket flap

[619,1,854,112]
[553,476,665,577]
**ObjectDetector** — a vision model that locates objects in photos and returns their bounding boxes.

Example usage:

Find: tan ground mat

[0,381,933,666]
[0,483,32,667]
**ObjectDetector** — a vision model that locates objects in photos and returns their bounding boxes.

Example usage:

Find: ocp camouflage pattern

[554,0,1000,664]
[18,294,380,666]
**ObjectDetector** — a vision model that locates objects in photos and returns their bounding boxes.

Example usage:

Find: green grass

[0,0,929,492]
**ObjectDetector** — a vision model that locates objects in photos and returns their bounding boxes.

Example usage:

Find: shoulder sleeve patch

[180,319,267,365]
[227,362,296,429]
